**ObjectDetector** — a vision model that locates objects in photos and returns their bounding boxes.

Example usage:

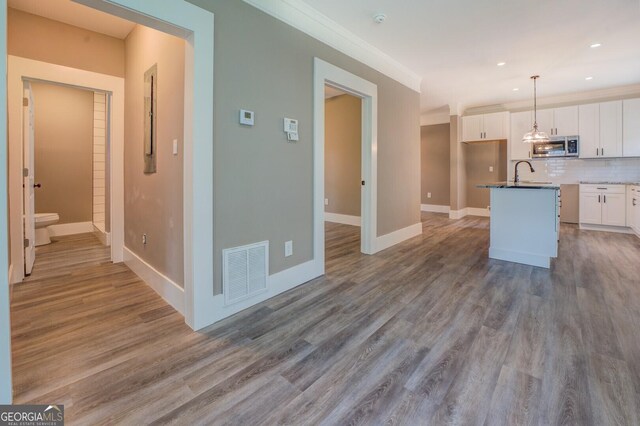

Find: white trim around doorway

[313,58,378,274]
[7,56,125,284]
[74,0,215,330]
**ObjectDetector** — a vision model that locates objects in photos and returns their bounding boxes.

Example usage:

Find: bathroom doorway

[324,85,362,257]
[8,55,125,284]
[22,80,110,275]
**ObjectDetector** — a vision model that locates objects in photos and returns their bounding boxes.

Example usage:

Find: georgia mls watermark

[0,405,64,426]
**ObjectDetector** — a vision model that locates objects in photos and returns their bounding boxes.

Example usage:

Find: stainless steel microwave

[532,136,579,158]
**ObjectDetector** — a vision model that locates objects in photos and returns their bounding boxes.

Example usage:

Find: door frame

[54,0,215,329]
[8,57,125,282]
[22,81,35,276]
[313,57,378,271]
[1,0,215,403]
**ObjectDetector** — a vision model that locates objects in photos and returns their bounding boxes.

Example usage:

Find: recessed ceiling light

[590,43,602,48]
[497,62,506,66]
[585,76,593,80]
[513,88,519,91]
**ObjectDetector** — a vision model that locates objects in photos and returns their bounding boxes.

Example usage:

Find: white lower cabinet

[601,193,626,226]
[579,184,626,227]
[630,186,640,235]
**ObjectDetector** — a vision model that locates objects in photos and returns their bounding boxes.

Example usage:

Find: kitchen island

[478,182,560,268]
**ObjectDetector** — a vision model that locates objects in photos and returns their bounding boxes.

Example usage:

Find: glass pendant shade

[523,75,549,143]
[522,124,550,143]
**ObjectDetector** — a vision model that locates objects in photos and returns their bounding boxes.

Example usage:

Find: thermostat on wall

[284,117,299,141]
[240,109,254,126]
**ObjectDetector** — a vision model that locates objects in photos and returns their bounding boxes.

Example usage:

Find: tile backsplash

[510,157,640,184]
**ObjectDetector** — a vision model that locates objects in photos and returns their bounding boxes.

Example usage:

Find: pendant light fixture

[522,75,549,143]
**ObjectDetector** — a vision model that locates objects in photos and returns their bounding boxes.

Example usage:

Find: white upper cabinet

[553,106,579,136]
[534,107,578,136]
[462,115,483,142]
[535,109,554,136]
[483,112,508,140]
[579,103,600,159]
[510,111,532,160]
[623,98,640,157]
[579,100,623,158]
[599,100,623,158]
[461,112,508,142]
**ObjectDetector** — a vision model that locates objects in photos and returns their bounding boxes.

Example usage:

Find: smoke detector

[373,13,386,24]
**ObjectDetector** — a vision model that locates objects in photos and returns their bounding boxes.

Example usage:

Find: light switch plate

[172,139,178,155]
[285,240,293,257]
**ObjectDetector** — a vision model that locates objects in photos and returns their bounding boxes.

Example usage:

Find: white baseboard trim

[449,207,490,219]
[449,208,467,219]
[93,225,111,247]
[467,207,491,217]
[7,264,13,287]
[324,212,361,226]
[579,223,634,234]
[201,259,322,327]
[123,246,185,315]
[374,222,423,253]
[421,204,450,214]
[48,221,94,237]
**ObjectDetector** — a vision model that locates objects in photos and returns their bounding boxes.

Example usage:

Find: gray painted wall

[32,83,94,224]
[325,94,361,217]
[124,25,185,287]
[464,141,507,209]
[186,0,421,294]
[421,124,450,206]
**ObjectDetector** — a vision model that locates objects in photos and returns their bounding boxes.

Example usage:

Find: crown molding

[242,0,422,93]
[464,83,640,115]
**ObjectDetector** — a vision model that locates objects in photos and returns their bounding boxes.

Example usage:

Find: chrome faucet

[514,160,535,184]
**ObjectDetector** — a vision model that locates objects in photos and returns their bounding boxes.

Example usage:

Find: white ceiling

[299,0,640,115]
[8,0,136,39]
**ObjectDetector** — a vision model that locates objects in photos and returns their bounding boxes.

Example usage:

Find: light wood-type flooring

[10,213,640,425]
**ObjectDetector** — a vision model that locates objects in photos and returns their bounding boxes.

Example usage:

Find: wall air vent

[223,241,269,306]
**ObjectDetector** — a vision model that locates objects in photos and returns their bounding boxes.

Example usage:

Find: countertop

[477,181,560,190]
[580,181,640,185]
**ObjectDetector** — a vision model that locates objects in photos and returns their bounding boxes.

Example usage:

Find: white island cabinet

[478,183,560,268]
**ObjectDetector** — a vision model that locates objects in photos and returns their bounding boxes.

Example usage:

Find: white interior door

[23,82,35,275]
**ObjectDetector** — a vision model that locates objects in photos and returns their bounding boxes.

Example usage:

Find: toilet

[34,213,60,246]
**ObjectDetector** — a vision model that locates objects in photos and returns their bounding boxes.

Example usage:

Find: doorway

[324,85,362,255]
[1,0,216,404]
[313,58,378,275]
[22,80,111,276]
[8,56,123,283]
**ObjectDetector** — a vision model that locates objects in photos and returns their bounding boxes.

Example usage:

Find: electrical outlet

[489,166,494,172]
[285,240,293,257]
[427,192,432,198]
[142,234,147,245]
[324,198,329,205]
